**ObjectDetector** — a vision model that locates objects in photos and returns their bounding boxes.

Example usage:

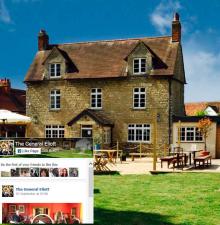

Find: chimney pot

[0,78,11,93]
[172,12,181,42]
[38,29,49,51]
[173,12,180,21]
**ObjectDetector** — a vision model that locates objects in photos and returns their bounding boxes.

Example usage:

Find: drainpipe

[168,79,172,145]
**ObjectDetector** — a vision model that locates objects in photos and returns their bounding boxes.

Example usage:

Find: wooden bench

[160,156,176,168]
[129,153,149,161]
[194,155,212,168]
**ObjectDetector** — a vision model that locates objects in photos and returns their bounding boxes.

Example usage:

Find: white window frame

[133,87,146,109]
[50,89,61,110]
[49,63,61,78]
[128,124,151,143]
[133,58,147,75]
[103,129,111,144]
[179,127,203,142]
[45,125,65,138]
[90,88,102,109]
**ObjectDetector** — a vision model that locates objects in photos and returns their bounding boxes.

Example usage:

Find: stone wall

[26,76,170,146]
[171,80,184,116]
[171,45,185,116]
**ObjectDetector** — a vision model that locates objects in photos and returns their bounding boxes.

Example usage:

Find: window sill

[89,107,103,110]
[49,109,61,112]
[127,141,151,143]
[131,108,146,111]
[132,73,147,76]
[178,141,204,143]
[45,137,64,139]
[47,77,62,81]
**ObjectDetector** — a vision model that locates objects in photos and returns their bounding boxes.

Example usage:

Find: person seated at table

[71,215,80,224]
[10,210,24,224]
[54,211,67,224]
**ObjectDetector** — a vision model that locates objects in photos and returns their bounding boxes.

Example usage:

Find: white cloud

[184,37,220,102]
[150,1,220,102]
[150,0,181,34]
[0,0,39,26]
[0,0,11,23]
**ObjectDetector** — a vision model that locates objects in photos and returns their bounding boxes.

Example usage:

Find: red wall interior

[2,203,81,220]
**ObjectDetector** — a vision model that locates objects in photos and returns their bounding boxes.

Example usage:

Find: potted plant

[121,152,127,161]
[197,117,212,156]
[93,134,102,150]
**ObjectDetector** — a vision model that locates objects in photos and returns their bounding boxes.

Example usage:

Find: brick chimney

[38,29,49,51]
[0,78,11,93]
[172,13,181,42]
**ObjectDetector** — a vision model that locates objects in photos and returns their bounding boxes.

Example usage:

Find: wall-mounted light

[32,115,38,124]
[157,113,161,122]
[0,119,7,137]
[1,119,7,124]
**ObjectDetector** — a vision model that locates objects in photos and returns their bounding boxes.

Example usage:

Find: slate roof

[67,109,114,127]
[25,36,180,82]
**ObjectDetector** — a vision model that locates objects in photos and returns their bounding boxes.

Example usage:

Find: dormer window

[49,63,61,78]
[133,58,146,75]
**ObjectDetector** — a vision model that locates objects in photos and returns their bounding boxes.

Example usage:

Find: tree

[196,110,206,117]
[197,117,212,151]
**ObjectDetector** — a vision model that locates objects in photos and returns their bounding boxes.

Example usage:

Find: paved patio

[105,157,220,175]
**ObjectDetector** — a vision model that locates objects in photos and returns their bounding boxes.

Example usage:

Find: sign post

[153,110,157,171]
[178,120,181,147]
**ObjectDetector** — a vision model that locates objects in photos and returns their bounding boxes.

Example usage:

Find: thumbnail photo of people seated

[40,168,49,177]
[69,168,79,177]
[1,167,79,178]
[19,168,30,177]
[30,168,39,177]
[2,203,82,224]
[59,168,68,177]
[10,169,19,177]
[0,140,14,156]
[49,168,59,177]
[2,185,14,197]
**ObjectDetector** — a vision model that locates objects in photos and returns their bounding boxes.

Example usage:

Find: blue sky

[1,0,220,102]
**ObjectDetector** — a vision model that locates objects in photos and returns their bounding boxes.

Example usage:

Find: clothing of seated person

[72,219,80,224]
[54,211,67,224]
[72,216,80,224]
[12,211,23,223]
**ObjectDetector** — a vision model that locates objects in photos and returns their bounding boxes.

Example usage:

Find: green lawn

[3,150,93,158]
[94,173,220,225]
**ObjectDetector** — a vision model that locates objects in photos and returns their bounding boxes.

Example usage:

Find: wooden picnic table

[169,152,187,168]
[94,150,118,163]
[180,150,202,165]
[183,150,203,165]
[160,155,177,168]
[129,152,149,161]
[93,153,110,171]
[194,155,212,168]
[169,148,203,167]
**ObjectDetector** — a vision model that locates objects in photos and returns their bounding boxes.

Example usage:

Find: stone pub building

[25,13,185,148]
